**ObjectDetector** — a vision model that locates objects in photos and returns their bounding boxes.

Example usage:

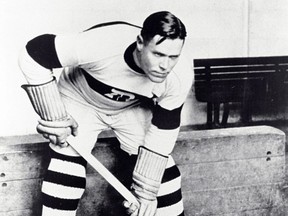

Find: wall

[1,0,288,136]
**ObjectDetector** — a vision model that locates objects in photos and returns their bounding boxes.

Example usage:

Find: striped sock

[156,156,184,216]
[41,148,87,216]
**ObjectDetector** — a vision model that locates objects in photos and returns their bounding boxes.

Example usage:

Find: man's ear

[136,35,144,51]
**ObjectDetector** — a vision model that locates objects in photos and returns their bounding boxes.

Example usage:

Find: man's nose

[159,57,169,70]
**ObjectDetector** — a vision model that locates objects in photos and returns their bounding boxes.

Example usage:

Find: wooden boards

[174,126,286,215]
[0,126,286,215]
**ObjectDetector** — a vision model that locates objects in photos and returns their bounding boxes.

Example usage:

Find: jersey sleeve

[55,24,138,66]
[144,54,194,155]
[18,34,60,84]
[19,24,139,84]
[18,33,75,84]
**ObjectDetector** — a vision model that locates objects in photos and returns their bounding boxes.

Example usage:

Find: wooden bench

[194,56,288,128]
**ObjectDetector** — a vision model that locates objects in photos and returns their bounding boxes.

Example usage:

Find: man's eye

[170,56,178,60]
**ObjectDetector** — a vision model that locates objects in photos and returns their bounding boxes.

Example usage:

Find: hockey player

[19,11,193,216]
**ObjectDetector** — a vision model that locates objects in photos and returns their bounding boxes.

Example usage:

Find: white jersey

[19,22,194,155]
[55,23,193,114]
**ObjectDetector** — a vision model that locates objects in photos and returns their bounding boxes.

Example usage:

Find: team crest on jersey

[104,88,136,102]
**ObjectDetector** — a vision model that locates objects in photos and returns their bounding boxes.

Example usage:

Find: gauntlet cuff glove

[132,146,168,201]
[22,77,67,121]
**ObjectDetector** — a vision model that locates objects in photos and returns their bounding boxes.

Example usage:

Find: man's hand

[124,146,169,216]
[123,200,139,215]
[123,198,157,216]
[36,115,78,147]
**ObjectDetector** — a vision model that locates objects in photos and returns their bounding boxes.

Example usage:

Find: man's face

[136,35,184,83]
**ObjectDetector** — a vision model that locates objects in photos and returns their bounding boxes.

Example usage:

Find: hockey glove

[130,146,168,216]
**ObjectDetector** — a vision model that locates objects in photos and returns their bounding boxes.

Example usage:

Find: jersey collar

[124,42,145,74]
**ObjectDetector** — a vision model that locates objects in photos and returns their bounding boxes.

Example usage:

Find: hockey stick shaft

[67,141,139,205]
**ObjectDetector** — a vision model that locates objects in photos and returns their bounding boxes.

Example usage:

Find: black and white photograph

[1,0,288,215]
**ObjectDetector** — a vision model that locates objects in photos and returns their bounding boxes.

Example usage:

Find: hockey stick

[67,137,139,205]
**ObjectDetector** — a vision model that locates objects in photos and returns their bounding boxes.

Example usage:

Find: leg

[221,102,230,127]
[207,102,213,129]
[111,107,184,215]
[115,151,184,216]
[213,102,220,127]
[111,105,152,155]
[41,148,87,216]
[156,156,184,216]
[41,95,108,215]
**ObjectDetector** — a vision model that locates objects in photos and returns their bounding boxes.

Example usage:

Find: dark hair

[141,11,187,44]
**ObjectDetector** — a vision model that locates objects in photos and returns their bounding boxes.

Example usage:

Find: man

[19,11,193,216]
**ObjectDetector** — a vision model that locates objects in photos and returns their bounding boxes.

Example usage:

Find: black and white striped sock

[156,156,185,216]
[41,148,87,216]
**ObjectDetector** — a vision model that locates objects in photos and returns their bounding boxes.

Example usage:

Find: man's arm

[18,34,78,145]
[127,55,194,215]
[19,34,61,84]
